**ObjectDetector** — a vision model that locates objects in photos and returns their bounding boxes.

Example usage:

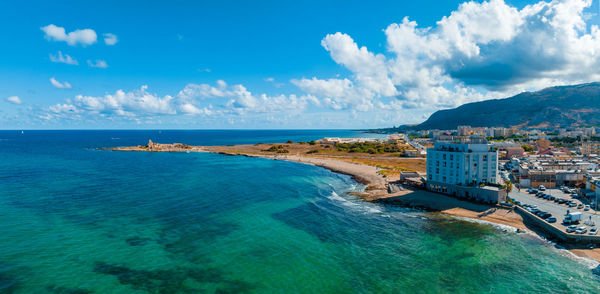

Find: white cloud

[5,96,22,105]
[41,24,97,46]
[49,51,79,65]
[296,0,600,112]
[73,85,175,116]
[103,33,118,45]
[50,77,72,89]
[265,77,275,82]
[44,80,322,122]
[87,59,108,68]
[321,32,397,97]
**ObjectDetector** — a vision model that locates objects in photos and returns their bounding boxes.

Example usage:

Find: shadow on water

[0,273,19,294]
[93,262,255,294]
[45,285,93,294]
[270,197,410,245]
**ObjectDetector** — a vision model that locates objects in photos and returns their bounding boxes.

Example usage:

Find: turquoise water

[1,130,599,293]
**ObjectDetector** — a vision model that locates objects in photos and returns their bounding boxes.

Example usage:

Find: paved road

[510,188,600,233]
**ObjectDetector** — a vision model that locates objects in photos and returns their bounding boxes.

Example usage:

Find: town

[396,125,600,244]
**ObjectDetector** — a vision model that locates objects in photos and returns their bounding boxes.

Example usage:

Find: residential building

[582,142,600,156]
[457,125,472,136]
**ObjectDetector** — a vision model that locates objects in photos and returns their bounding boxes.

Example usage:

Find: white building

[426,140,498,185]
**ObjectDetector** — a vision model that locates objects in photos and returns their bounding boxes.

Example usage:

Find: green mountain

[412,82,600,130]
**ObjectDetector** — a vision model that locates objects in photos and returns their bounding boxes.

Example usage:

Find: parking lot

[510,188,600,235]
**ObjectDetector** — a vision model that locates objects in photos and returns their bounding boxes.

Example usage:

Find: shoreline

[108,143,600,265]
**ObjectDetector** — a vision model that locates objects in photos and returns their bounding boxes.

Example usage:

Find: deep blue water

[1,130,599,293]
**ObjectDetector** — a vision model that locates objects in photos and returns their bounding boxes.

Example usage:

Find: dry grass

[204,142,427,176]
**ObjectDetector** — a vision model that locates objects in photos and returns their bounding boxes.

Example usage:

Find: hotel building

[426,139,506,204]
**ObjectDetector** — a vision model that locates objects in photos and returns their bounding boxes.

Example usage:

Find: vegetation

[334,142,404,154]
[504,180,513,194]
[286,140,293,143]
[263,145,289,153]
[306,150,319,154]
[521,145,534,152]
[308,140,316,145]
[550,136,580,144]
[408,133,429,139]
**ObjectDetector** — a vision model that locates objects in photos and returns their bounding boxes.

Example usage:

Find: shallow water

[0,130,599,293]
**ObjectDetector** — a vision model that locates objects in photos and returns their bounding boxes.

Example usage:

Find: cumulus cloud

[178,80,319,114]
[44,81,321,121]
[87,59,108,68]
[41,24,97,46]
[49,51,79,65]
[297,0,600,111]
[50,77,72,89]
[5,96,22,105]
[103,33,118,45]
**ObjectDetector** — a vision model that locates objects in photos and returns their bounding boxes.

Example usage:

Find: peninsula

[110,139,525,228]
[109,139,600,264]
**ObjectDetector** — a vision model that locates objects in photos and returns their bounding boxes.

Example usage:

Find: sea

[1,130,599,293]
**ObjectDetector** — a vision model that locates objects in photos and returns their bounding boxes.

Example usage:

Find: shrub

[263,145,289,153]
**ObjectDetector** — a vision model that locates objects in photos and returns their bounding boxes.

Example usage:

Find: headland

[108,140,600,264]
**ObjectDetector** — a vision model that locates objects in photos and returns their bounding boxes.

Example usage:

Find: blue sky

[1,0,600,129]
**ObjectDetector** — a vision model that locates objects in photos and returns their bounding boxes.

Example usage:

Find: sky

[1,0,600,129]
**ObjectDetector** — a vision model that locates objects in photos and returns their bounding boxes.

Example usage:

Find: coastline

[109,142,600,265]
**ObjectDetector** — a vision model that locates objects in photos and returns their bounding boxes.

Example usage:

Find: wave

[327,190,384,215]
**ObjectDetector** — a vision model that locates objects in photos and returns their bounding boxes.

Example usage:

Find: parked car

[538,185,546,191]
[566,225,577,233]
[585,205,590,211]
[546,217,557,223]
[590,228,598,235]
[569,202,577,207]
[577,204,583,209]
[576,226,588,234]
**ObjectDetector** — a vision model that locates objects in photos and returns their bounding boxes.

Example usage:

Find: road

[510,188,600,233]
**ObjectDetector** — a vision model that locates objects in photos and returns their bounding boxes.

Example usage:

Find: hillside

[412,82,600,130]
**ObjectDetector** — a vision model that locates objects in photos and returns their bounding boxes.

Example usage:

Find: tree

[505,180,513,194]
[521,145,534,152]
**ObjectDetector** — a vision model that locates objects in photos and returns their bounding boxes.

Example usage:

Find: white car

[589,228,598,235]
[575,226,588,234]
[585,205,590,211]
